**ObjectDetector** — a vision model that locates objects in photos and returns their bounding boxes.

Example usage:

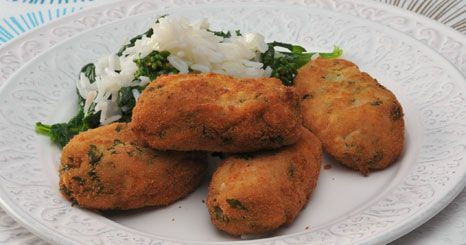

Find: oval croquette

[207,128,322,236]
[59,123,208,210]
[131,73,302,153]
[295,58,404,175]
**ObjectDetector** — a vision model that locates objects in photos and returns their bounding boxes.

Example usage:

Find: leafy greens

[261,42,343,85]
[36,17,342,148]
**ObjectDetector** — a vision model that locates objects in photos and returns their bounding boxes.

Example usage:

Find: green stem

[319,46,343,58]
[35,122,51,135]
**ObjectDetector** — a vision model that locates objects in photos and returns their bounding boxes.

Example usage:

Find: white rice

[79,16,272,125]
[131,89,141,101]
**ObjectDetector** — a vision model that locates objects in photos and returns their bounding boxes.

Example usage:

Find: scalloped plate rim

[0,1,465,245]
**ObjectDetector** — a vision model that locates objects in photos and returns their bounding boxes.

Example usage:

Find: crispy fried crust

[207,128,322,236]
[130,73,302,152]
[59,123,207,210]
[295,58,404,175]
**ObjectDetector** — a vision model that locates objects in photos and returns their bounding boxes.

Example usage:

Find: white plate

[0,1,465,245]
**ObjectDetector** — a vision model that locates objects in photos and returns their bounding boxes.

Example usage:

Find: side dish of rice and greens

[36,15,342,147]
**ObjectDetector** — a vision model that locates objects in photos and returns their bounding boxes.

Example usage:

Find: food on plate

[295,58,404,175]
[131,73,302,152]
[35,15,342,148]
[32,15,362,239]
[207,128,322,236]
[30,12,409,241]
[58,122,207,210]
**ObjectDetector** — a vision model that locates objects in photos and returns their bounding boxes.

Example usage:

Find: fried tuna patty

[207,128,322,236]
[59,123,207,210]
[295,58,404,175]
[131,73,302,153]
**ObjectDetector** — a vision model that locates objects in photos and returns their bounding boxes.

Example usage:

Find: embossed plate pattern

[0,1,465,245]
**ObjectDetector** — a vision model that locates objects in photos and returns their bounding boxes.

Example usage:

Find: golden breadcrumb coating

[131,73,302,152]
[207,128,322,236]
[59,123,207,210]
[295,58,404,175]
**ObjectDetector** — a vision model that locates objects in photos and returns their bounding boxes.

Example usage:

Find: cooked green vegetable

[36,61,101,148]
[207,29,242,38]
[35,15,343,148]
[117,50,179,121]
[319,46,343,58]
[36,46,178,147]
[261,44,343,86]
[80,63,96,83]
[117,28,154,57]
[133,50,178,80]
[35,108,100,148]
[117,86,139,122]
